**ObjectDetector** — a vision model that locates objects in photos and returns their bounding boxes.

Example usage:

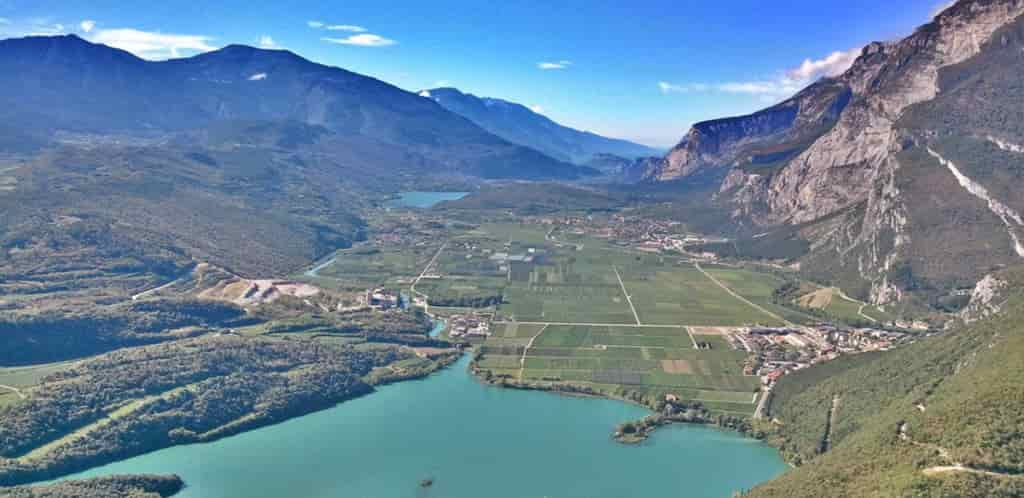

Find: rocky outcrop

[765,0,1024,225]
[648,0,1024,304]
[645,79,850,181]
[960,274,1009,323]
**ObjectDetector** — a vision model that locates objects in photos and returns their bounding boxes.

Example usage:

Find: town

[723,325,910,387]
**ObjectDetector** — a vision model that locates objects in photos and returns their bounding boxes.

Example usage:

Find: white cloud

[418,90,432,98]
[659,78,801,98]
[91,28,216,59]
[529,104,545,114]
[308,21,367,32]
[658,82,709,94]
[433,80,451,87]
[258,35,279,48]
[326,24,367,32]
[79,20,96,33]
[660,47,860,101]
[786,47,860,81]
[538,60,571,70]
[321,33,396,47]
[0,18,11,25]
[248,73,268,81]
[719,81,802,95]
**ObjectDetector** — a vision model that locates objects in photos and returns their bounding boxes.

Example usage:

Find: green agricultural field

[823,292,864,321]
[499,278,636,324]
[0,361,77,387]
[415,276,506,306]
[311,245,437,289]
[476,320,760,416]
[704,267,820,324]
[479,223,552,246]
[621,264,783,326]
[791,285,893,325]
[489,322,547,339]
[393,222,818,416]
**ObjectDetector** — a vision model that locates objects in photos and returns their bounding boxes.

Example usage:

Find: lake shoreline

[53,348,787,498]
[466,348,768,447]
[19,349,462,488]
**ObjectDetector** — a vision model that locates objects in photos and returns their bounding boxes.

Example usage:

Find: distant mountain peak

[423,86,660,164]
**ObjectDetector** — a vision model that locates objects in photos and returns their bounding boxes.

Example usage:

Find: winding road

[0,384,26,400]
[518,324,549,381]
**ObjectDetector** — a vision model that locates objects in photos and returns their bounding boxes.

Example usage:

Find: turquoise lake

[386,191,469,208]
[60,355,786,498]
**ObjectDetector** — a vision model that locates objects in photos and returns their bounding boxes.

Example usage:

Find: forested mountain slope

[747,267,1024,497]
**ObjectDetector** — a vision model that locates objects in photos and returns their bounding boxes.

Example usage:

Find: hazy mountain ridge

[421,87,660,164]
[646,0,1024,307]
[0,35,588,180]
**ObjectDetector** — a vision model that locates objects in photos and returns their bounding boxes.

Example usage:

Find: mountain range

[0,34,591,181]
[420,87,660,165]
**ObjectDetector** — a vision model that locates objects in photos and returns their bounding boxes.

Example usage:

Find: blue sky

[1,0,951,147]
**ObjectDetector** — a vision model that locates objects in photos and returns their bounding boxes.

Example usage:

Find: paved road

[518,324,549,380]
[131,272,192,301]
[492,320,684,329]
[684,326,699,349]
[410,242,448,314]
[753,387,771,420]
[833,287,878,323]
[612,265,641,325]
[694,262,791,326]
[898,418,1022,479]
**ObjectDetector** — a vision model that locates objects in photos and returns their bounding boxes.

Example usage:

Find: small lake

[386,191,469,209]
[61,355,786,498]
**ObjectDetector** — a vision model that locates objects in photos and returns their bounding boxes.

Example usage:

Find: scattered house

[448,313,491,338]
[368,288,400,309]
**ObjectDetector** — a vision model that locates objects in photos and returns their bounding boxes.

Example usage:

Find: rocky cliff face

[645,79,850,181]
[649,0,1024,305]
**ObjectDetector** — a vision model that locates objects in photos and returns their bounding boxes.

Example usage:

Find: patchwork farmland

[462,224,783,416]
[307,221,793,416]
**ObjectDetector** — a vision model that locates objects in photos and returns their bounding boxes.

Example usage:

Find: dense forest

[0,299,253,365]
[0,475,183,498]
[0,336,442,486]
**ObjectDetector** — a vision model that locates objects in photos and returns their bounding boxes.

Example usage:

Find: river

[59,355,786,498]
